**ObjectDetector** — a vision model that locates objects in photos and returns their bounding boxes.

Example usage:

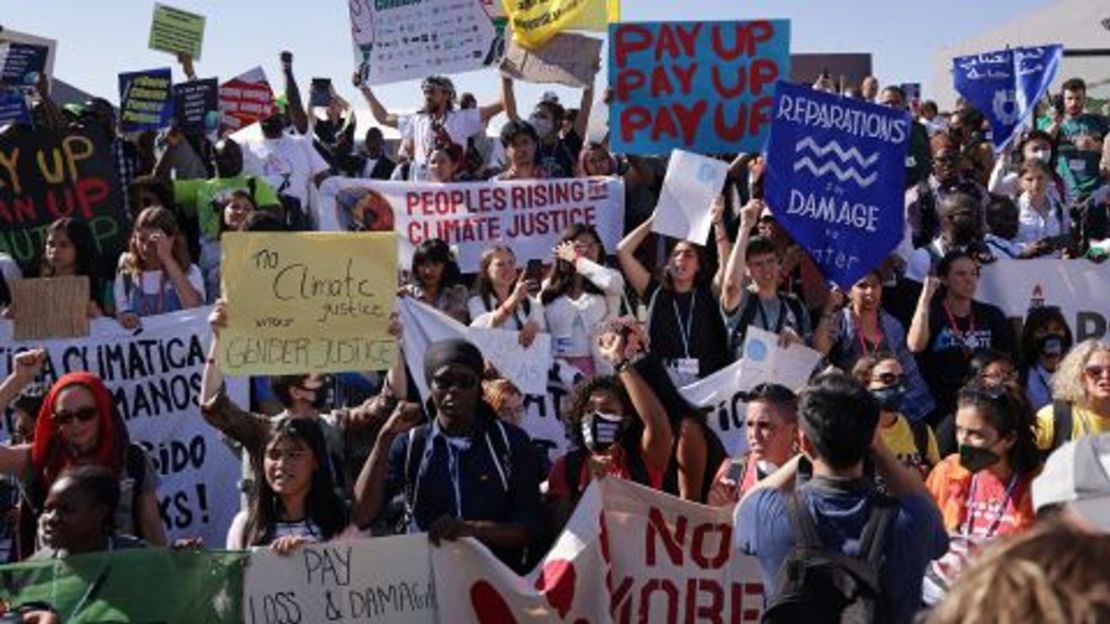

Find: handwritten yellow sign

[219,232,396,375]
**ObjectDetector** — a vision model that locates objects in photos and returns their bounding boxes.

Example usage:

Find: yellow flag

[504,0,620,49]
[219,232,397,375]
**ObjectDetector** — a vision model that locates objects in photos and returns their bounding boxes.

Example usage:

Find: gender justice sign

[608,20,790,155]
[763,81,910,288]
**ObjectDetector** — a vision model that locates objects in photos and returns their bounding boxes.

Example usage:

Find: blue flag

[953,44,1062,152]
[763,81,910,289]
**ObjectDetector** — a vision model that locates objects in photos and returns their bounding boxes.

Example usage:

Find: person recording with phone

[468,246,546,348]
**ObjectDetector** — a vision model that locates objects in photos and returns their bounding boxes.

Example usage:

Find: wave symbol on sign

[793,137,879,188]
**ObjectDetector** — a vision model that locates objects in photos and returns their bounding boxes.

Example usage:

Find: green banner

[0,549,247,623]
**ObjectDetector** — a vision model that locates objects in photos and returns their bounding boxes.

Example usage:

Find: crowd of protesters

[1,39,1109,623]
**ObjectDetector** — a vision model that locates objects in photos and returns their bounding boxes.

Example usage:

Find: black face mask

[870,384,907,412]
[260,116,286,137]
[958,443,1001,473]
[581,411,623,454]
[1037,334,1065,358]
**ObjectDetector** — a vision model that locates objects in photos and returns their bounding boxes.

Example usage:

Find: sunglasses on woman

[1084,365,1110,380]
[52,406,98,426]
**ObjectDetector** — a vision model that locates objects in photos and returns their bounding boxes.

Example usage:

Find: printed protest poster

[118,68,174,132]
[978,258,1110,342]
[173,77,219,134]
[433,477,766,622]
[652,149,729,244]
[348,0,499,87]
[679,326,821,456]
[609,20,790,155]
[0,549,246,623]
[0,89,30,126]
[0,308,248,548]
[149,2,206,61]
[9,276,89,339]
[0,42,49,88]
[500,32,603,89]
[317,177,625,272]
[0,129,126,268]
[0,28,56,85]
[953,45,1062,152]
[219,67,275,133]
[244,536,437,624]
[763,81,910,288]
[503,0,619,49]
[219,232,396,375]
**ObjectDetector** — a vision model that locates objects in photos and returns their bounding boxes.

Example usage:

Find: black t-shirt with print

[644,279,728,380]
[917,298,1014,417]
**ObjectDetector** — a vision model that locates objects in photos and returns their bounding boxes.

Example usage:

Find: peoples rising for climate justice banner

[0,129,127,268]
[0,308,247,548]
[764,81,910,288]
[608,20,791,155]
[318,176,625,272]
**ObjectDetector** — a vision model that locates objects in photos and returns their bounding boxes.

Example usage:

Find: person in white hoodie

[540,224,625,386]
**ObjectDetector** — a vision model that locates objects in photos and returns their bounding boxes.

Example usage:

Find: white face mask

[1030,149,1052,164]
[530,115,554,139]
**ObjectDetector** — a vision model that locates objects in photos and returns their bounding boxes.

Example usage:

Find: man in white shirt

[357,74,503,180]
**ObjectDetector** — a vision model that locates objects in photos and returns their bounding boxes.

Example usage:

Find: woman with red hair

[0,350,166,560]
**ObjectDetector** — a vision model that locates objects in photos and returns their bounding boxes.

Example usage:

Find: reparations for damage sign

[318,176,625,272]
[763,81,909,288]
[608,20,790,155]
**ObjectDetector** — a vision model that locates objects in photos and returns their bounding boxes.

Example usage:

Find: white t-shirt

[113,265,205,316]
[398,108,484,168]
[242,134,330,224]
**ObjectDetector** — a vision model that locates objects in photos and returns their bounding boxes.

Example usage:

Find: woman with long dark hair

[541,224,624,381]
[33,218,111,317]
[1019,305,1073,411]
[401,238,469,324]
[226,417,347,552]
[923,380,1041,605]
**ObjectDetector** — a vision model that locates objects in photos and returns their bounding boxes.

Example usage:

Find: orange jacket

[925,455,1038,533]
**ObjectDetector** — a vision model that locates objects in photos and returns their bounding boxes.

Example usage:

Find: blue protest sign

[609,20,791,155]
[0,42,48,88]
[118,68,174,132]
[0,90,30,126]
[953,45,1062,152]
[763,81,910,288]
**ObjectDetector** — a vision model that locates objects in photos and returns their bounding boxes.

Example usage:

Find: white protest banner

[977,258,1110,342]
[679,326,820,456]
[0,308,246,547]
[397,297,552,397]
[349,0,500,87]
[243,535,437,624]
[500,32,603,89]
[652,150,729,244]
[318,177,625,272]
[432,477,766,622]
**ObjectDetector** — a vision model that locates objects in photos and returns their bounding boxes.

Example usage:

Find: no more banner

[318,176,625,272]
[0,307,247,547]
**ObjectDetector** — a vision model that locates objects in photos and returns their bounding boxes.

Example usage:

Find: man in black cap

[353,338,543,571]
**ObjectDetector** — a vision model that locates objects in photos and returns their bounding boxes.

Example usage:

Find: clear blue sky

[4,0,1055,115]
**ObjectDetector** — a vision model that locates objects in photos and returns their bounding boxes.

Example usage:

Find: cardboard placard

[10,276,89,339]
[500,32,602,89]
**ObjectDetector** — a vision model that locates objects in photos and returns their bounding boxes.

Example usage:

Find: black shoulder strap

[403,425,429,512]
[732,291,761,349]
[126,443,148,537]
[1051,400,1074,452]
[785,491,824,550]
[782,294,807,333]
[247,175,257,199]
[565,449,587,500]
[858,495,897,568]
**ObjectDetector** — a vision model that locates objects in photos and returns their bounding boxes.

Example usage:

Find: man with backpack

[736,372,947,624]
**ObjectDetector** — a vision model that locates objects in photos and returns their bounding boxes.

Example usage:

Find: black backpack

[762,492,896,624]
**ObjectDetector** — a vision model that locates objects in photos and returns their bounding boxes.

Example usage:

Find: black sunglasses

[52,406,98,426]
